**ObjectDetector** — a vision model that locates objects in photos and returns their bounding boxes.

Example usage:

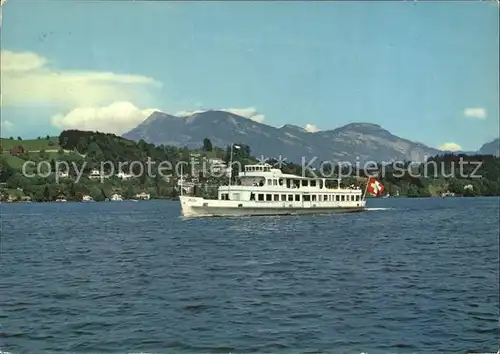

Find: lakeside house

[110,193,123,201]
[135,192,150,200]
[82,195,93,202]
[117,171,133,180]
[177,179,195,194]
[208,158,230,176]
[88,169,101,179]
[56,195,67,202]
[9,146,24,156]
[57,171,69,178]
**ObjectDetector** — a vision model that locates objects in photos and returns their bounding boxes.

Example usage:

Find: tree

[76,136,88,153]
[87,142,104,163]
[17,136,22,141]
[203,138,213,151]
[43,185,52,202]
[0,158,15,182]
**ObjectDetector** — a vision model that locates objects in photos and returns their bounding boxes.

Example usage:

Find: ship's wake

[366,207,393,211]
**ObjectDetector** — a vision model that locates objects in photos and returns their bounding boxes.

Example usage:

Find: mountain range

[122,110,499,164]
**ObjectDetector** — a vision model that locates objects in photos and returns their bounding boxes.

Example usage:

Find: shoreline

[2,195,497,204]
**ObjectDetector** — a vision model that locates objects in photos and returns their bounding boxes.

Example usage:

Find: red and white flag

[366,177,385,197]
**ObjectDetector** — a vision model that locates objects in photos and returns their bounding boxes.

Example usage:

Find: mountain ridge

[122,110,497,163]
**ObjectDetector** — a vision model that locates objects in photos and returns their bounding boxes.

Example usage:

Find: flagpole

[363,169,377,201]
[363,166,382,201]
[362,175,370,201]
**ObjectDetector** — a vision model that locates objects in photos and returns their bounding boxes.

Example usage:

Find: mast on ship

[228,143,240,193]
[180,163,183,196]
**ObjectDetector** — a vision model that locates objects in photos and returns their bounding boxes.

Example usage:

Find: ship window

[286,179,291,188]
[356,195,360,201]
[310,180,316,187]
[336,195,340,201]
[319,180,323,188]
[274,194,279,201]
[267,179,272,185]
[303,195,310,201]
[288,194,294,201]
[279,179,284,186]
[324,195,328,201]
[266,194,272,201]
[238,204,243,207]
[294,180,300,188]
[302,180,308,187]
[295,194,300,201]
[341,195,345,201]
[250,193,255,201]
[258,194,264,201]
[281,194,286,201]
[273,179,278,185]
[312,195,317,202]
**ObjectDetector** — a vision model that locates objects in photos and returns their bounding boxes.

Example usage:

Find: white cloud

[439,142,462,152]
[51,101,160,135]
[1,50,161,107]
[175,107,265,123]
[1,120,13,131]
[0,0,7,26]
[304,124,320,133]
[463,108,486,119]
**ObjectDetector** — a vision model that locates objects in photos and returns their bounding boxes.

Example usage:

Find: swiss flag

[366,177,385,197]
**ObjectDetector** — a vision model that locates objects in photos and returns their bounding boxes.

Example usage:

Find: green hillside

[1,136,60,151]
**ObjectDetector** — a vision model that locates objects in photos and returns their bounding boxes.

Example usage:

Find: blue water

[1,197,499,353]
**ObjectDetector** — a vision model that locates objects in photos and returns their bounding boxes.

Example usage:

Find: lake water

[1,197,499,353]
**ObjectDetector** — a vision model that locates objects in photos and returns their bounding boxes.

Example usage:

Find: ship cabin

[217,163,363,203]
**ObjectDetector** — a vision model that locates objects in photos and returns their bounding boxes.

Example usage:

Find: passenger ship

[179,163,376,217]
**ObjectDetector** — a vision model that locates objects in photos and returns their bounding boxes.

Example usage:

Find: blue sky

[1,0,498,151]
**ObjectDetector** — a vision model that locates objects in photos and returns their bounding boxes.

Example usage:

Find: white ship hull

[179,196,366,217]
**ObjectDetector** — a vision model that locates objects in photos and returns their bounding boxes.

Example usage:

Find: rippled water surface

[1,197,499,353]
